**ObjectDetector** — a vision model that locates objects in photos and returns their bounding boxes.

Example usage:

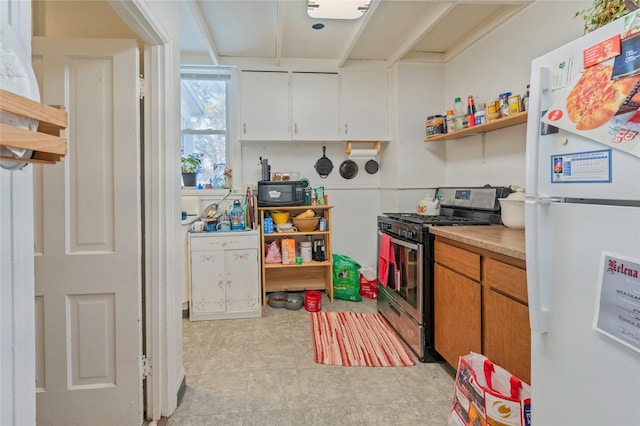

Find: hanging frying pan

[314,146,333,179]
[339,159,358,179]
[365,159,379,174]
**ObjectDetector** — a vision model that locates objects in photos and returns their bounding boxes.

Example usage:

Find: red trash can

[304,290,322,312]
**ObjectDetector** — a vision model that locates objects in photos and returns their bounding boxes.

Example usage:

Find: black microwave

[257,181,305,207]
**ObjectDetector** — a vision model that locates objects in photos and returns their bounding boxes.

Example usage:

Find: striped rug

[310,311,416,367]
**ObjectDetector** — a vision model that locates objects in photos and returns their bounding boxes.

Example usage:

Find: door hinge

[141,355,152,379]
[139,74,145,99]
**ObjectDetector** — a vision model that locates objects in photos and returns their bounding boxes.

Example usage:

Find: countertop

[429,225,526,261]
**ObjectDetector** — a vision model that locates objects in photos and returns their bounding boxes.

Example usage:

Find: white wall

[443,1,591,187]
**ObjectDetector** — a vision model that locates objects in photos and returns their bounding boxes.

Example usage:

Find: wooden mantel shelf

[0,89,68,165]
[425,111,528,142]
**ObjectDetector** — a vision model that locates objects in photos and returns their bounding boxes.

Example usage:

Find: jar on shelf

[425,115,445,136]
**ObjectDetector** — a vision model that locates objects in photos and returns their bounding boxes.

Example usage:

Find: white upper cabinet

[339,71,389,141]
[291,72,340,141]
[238,70,387,142]
[239,71,290,140]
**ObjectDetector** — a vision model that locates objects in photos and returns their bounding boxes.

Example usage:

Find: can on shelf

[508,94,521,115]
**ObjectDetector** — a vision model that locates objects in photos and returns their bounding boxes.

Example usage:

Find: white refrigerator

[526,14,640,426]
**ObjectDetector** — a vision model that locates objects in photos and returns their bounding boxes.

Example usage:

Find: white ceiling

[180,0,533,67]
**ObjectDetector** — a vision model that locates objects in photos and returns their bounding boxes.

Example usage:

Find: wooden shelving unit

[425,111,528,142]
[259,205,333,304]
[0,89,68,165]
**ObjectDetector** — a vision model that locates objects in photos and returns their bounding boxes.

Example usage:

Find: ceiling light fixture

[307,0,371,20]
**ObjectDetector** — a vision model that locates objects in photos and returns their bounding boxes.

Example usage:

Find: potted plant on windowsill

[181,151,203,187]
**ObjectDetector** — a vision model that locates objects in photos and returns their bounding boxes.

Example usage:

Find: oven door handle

[378,230,420,252]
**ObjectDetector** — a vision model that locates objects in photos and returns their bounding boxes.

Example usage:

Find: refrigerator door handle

[528,195,563,204]
[525,199,550,333]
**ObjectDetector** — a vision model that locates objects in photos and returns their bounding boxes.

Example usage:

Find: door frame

[108,1,183,421]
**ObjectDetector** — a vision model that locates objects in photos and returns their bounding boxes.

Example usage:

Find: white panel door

[32,37,143,426]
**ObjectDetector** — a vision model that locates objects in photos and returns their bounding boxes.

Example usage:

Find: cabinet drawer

[435,242,481,281]
[484,258,528,304]
[190,234,257,251]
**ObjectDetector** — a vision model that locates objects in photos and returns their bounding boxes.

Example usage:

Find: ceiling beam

[386,2,455,67]
[275,0,286,66]
[185,0,220,65]
[337,0,382,68]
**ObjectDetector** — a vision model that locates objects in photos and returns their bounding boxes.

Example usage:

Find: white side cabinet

[339,70,389,140]
[239,71,290,140]
[189,230,261,321]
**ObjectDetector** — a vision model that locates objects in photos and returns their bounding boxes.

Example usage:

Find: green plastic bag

[332,254,362,302]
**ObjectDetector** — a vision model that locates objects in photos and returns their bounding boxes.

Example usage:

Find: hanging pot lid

[364,159,379,174]
[339,159,358,179]
[314,146,333,179]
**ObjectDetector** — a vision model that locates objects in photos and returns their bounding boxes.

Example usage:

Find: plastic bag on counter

[264,239,282,264]
[359,267,377,300]
[332,254,362,302]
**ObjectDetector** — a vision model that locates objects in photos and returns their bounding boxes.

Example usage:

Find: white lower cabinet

[189,230,261,320]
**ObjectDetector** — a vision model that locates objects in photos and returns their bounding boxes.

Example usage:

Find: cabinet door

[190,250,226,315]
[291,72,339,141]
[483,288,531,384]
[339,71,389,140]
[240,71,290,140]
[225,248,260,312]
[434,264,482,368]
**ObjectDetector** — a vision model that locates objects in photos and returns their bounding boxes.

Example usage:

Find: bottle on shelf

[499,92,511,117]
[522,84,530,112]
[445,109,456,133]
[453,97,466,130]
[467,95,477,127]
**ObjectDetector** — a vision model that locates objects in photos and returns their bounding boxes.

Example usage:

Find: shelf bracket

[481,133,486,164]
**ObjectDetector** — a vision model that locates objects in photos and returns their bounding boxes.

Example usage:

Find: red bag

[449,352,531,426]
[359,267,377,300]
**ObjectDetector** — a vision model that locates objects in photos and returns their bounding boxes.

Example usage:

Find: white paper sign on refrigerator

[593,252,640,354]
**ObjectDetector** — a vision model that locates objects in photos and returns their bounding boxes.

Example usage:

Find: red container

[304,290,322,312]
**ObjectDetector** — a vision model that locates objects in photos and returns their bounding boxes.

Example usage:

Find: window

[180,67,231,188]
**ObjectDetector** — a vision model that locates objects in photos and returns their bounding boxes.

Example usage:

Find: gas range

[377,186,511,243]
[376,186,512,362]
[377,214,488,243]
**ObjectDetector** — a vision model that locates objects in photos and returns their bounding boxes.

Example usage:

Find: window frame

[180,66,233,189]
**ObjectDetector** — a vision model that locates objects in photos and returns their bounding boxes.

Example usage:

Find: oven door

[377,230,423,321]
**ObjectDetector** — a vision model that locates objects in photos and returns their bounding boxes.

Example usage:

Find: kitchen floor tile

[166,294,455,425]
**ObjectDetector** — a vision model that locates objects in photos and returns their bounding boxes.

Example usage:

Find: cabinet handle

[294,123,298,135]
[344,123,348,135]
[243,123,246,134]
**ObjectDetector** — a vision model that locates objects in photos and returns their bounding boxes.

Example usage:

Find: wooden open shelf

[425,111,528,142]
[259,205,334,304]
[0,89,68,165]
